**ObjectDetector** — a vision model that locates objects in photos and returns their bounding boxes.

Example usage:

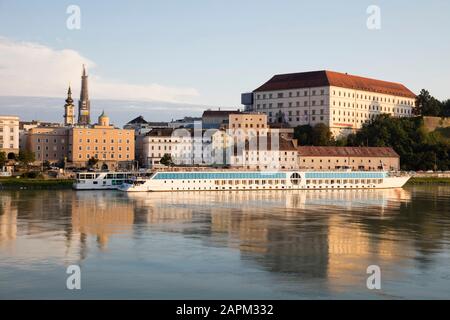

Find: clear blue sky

[0,0,449,106]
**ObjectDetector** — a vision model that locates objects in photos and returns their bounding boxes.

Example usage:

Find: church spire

[78,64,91,125]
[65,84,73,104]
[64,85,75,126]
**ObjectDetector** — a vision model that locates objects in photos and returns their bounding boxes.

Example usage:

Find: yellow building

[69,111,135,170]
[26,126,69,164]
[24,111,135,169]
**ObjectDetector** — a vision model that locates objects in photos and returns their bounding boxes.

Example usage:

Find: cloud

[0,37,200,103]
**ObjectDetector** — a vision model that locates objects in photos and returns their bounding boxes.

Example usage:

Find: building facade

[69,112,135,169]
[124,116,169,166]
[297,146,400,171]
[26,127,69,164]
[247,70,416,137]
[141,128,206,168]
[24,113,135,169]
[141,128,177,168]
[0,115,20,158]
[231,135,299,170]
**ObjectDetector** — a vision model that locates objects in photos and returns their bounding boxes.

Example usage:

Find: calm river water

[0,186,449,299]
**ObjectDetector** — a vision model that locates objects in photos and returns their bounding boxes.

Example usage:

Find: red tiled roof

[297,146,399,158]
[253,70,416,98]
[244,136,297,151]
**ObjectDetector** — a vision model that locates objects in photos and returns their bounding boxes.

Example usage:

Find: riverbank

[0,178,74,190]
[407,177,450,185]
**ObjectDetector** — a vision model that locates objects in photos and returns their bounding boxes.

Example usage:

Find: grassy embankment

[0,178,75,190]
[407,177,450,185]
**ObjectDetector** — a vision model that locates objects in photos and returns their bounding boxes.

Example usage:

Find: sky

[0,0,449,124]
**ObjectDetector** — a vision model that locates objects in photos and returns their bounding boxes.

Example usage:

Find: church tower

[78,64,91,125]
[64,85,76,126]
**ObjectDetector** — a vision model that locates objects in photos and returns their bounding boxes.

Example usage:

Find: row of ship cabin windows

[160,178,383,189]
[163,179,287,185]
[306,179,383,185]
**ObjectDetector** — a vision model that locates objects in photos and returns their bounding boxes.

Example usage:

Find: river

[0,186,449,299]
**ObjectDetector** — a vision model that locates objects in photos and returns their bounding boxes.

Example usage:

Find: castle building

[242,70,416,137]
[77,65,91,125]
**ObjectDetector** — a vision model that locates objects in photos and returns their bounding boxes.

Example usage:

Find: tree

[160,153,174,166]
[311,123,334,146]
[87,157,99,168]
[294,124,335,146]
[294,125,313,145]
[0,151,6,167]
[414,89,442,116]
[442,99,450,117]
[344,114,450,171]
[18,150,35,168]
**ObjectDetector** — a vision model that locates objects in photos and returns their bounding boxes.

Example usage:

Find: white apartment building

[0,116,20,158]
[142,128,208,167]
[230,135,298,170]
[248,70,416,137]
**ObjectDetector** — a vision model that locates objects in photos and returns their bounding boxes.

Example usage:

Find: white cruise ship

[73,172,140,190]
[118,170,410,192]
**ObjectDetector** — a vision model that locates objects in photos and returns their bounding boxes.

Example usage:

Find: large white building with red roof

[243,70,416,137]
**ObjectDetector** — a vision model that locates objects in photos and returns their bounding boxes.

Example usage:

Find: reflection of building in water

[71,192,135,249]
[0,194,17,242]
[127,189,413,280]
[326,213,415,292]
[126,192,193,227]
